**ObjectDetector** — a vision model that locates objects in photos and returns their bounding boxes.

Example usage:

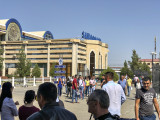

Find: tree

[139,62,151,77]
[129,49,140,74]
[99,67,119,81]
[16,48,31,77]
[120,60,133,78]
[128,49,151,77]
[49,62,59,77]
[32,64,41,77]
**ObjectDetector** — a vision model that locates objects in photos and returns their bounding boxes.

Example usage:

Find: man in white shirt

[79,76,84,99]
[102,72,126,117]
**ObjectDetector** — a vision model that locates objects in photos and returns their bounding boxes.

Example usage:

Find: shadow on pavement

[64,100,73,103]
[126,97,135,100]
[120,118,136,120]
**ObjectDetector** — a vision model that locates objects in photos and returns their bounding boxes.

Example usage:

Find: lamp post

[93,67,95,76]
[151,52,157,82]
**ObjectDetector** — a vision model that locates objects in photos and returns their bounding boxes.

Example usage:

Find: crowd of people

[57,75,98,103]
[0,72,160,120]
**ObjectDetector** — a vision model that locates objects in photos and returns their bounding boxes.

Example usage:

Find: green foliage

[129,49,140,73]
[99,67,119,81]
[140,62,150,72]
[49,62,59,77]
[120,60,133,78]
[32,64,41,77]
[6,74,14,78]
[128,49,151,77]
[16,49,31,77]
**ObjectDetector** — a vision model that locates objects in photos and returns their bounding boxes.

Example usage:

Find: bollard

[42,76,44,83]
[12,77,15,88]
[0,77,1,89]
[33,76,36,86]
[23,77,26,87]
[50,76,52,82]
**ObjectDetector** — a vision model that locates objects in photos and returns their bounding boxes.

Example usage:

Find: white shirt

[79,79,83,87]
[102,80,126,116]
[70,78,73,82]
[1,97,18,120]
[134,77,139,82]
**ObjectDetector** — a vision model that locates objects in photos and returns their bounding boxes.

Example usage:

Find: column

[47,43,50,77]
[72,43,78,76]
[2,45,5,76]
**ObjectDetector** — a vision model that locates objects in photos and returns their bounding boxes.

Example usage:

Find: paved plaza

[1,82,160,120]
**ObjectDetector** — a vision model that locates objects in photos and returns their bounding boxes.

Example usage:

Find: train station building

[0,18,109,77]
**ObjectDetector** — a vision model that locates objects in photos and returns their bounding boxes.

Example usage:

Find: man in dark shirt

[135,77,160,120]
[67,79,72,97]
[87,89,116,120]
[27,82,77,120]
[100,75,106,88]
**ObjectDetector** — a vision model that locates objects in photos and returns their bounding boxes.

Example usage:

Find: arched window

[90,51,95,76]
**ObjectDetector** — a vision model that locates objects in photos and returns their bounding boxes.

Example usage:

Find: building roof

[0,18,22,36]
[27,31,46,37]
[27,31,54,39]
[0,18,53,40]
[0,19,9,26]
[139,59,160,62]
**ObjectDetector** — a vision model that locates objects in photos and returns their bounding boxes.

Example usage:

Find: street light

[150,52,157,82]
[93,67,95,76]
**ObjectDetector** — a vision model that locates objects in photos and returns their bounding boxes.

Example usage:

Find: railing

[0,76,59,88]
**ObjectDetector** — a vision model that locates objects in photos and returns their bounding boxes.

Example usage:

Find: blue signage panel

[54,76,66,79]
[54,71,66,74]
[82,31,101,41]
[59,58,63,65]
[55,65,66,68]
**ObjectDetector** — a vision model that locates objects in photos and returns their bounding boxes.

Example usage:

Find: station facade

[0,18,109,77]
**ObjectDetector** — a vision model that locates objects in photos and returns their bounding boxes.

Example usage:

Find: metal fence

[0,76,59,88]
[152,64,160,94]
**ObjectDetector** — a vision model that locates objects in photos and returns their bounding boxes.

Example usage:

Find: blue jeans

[90,86,95,94]
[72,89,78,103]
[139,114,156,120]
[65,85,67,94]
[127,86,131,96]
[85,86,89,96]
[79,86,84,99]
[58,87,62,96]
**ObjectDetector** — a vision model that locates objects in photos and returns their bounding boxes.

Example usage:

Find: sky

[1,0,160,67]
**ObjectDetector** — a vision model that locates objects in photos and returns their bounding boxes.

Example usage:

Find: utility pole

[155,36,157,59]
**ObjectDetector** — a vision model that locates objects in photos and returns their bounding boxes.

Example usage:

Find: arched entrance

[90,51,95,76]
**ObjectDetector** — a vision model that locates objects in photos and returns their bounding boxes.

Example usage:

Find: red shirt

[72,78,77,90]
[18,105,40,120]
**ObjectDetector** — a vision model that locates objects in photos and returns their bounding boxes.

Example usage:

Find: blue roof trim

[6,18,22,36]
[21,35,37,40]
[43,31,54,39]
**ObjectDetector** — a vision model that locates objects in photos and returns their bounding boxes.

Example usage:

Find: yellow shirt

[127,78,132,86]
[85,80,90,86]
